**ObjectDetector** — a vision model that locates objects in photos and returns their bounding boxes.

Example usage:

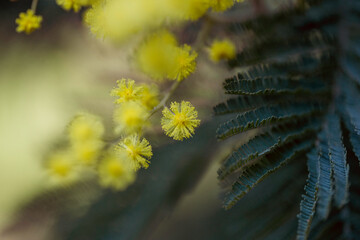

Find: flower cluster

[31,0,240,193]
[45,113,136,191]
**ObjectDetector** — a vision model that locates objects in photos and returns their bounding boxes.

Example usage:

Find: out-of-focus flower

[15,10,42,34]
[110,79,144,104]
[170,0,210,20]
[98,151,135,190]
[68,113,104,143]
[113,101,149,134]
[208,39,236,62]
[116,134,153,170]
[47,150,79,184]
[72,140,104,166]
[136,30,178,80]
[140,84,160,110]
[161,101,200,141]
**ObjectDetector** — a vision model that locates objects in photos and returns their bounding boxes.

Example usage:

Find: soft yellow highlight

[68,113,104,143]
[98,151,135,190]
[161,101,200,141]
[113,101,149,134]
[72,140,104,165]
[136,30,178,80]
[116,134,153,170]
[15,10,42,34]
[208,39,236,62]
[110,79,144,104]
[47,151,78,184]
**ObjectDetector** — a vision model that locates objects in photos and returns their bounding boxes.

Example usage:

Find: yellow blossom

[56,0,91,12]
[72,140,104,166]
[168,44,198,81]
[208,39,236,62]
[98,151,135,190]
[47,150,79,184]
[116,134,153,170]
[110,79,144,104]
[209,0,235,12]
[113,101,149,134]
[161,101,201,141]
[140,84,160,110]
[136,30,178,81]
[15,10,42,34]
[68,113,104,143]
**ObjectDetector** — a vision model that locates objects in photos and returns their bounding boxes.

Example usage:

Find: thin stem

[31,0,39,12]
[148,80,181,118]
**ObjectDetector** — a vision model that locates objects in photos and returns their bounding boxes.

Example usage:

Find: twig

[31,0,39,12]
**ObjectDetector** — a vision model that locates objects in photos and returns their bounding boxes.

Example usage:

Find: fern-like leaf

[224,137,314,209]
[296,148,319,240]
[216,102,324,140]
[326,113,349,207]
[218,120,321,180]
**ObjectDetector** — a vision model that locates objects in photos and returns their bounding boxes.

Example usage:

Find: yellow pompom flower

[68,113,104,143]
[15,10,42,34]
[110,79,144,104]
[161,101,201,141]
[113,101,149,134]
[56,0,91,12]
[209,0,235,12]
[72,140,104,166]
[140,84,160,110]
[136,30,178,81]
[208,39,236,62]
[116,134,153,170]
[98,151,135,190]
[168,44,198,81]
[47,150,79,184]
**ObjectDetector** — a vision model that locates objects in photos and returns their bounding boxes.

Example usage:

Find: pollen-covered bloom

[15,10,42,34]
[68,113,104,143]
[208,0,235,12]
[56,0,91,12]
[168,44,198,81]
[140,84,160,110]
[47,151,79,184]
[110,79,144,104]
[98,151,135,190]
[208,39,236,62]
[113,101,149,134]
[116,134,153,170]
[161,101,201,141]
